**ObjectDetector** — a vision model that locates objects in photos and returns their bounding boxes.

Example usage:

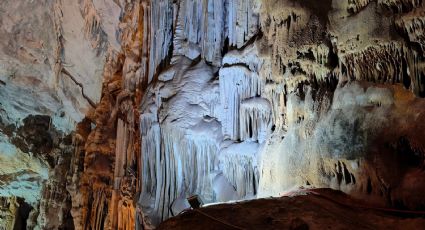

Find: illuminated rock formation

[0,0,424,229]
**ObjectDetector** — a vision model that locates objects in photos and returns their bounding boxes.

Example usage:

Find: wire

[174,190,425,229]
[192,209,246,230]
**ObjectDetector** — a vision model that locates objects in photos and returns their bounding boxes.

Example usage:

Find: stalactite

[172,0,260,65]
[218,142,260,198]
[140,126,218,224]
[143,0,174,83]
[348,0,373,14]
[219,66,263,140]
[173,0,226,65]
[395,9,425,53]
[140,112,161,198]
[137,58,223,225]
[227,0,261,48]
[263,83,286,130]
[342,42,425,97]
[65,1,145,229]
[117,199,135,230]
[4,0,425,228]
[378,0,423,13]
[86,189,108,230]
[80,0,108,52]
[239,98,273,143]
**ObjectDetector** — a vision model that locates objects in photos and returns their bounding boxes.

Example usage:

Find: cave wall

[138,0,425,225]
[0,0,121,228]
[136,0,425,226]
[0,0,424,229]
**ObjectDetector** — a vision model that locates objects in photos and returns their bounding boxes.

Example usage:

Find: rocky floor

[158,189,425,230]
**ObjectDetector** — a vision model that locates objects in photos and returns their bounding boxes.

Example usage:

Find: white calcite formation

[173,0,260,65]
[138,0,425,225]
[218,141,259,199]
[1,0,425,229]
[239,98,272,143]
[139,58,223,224]
[219,66,263,140]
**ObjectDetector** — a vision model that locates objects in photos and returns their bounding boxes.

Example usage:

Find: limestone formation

[0,0,424,229]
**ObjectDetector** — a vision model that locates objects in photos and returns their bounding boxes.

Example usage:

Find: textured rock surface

[0,0,425,229]
[137,0,425,225]
[0,0,119,228]
[158,189,425,230]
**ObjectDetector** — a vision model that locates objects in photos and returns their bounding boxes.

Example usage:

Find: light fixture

[187,195,203,209]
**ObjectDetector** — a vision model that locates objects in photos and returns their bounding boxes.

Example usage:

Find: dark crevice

[221,36,230,57]
[342,163,351,184]
[253,174,257,195]
[402,58,411,89]
[394,136,424,168]
[248,118,253,138]
[327,44,339,69]
[284,15,292,31]
[222,62,252,71]
[13,198,32,230]
[336,162,343,185]
[367,177,373,194]
[419,72,425,97]
[293,0,332,24]
[296,49,315,61]
[236,29,264,52]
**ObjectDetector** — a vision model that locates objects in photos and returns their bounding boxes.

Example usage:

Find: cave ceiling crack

[61,68,96,108]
